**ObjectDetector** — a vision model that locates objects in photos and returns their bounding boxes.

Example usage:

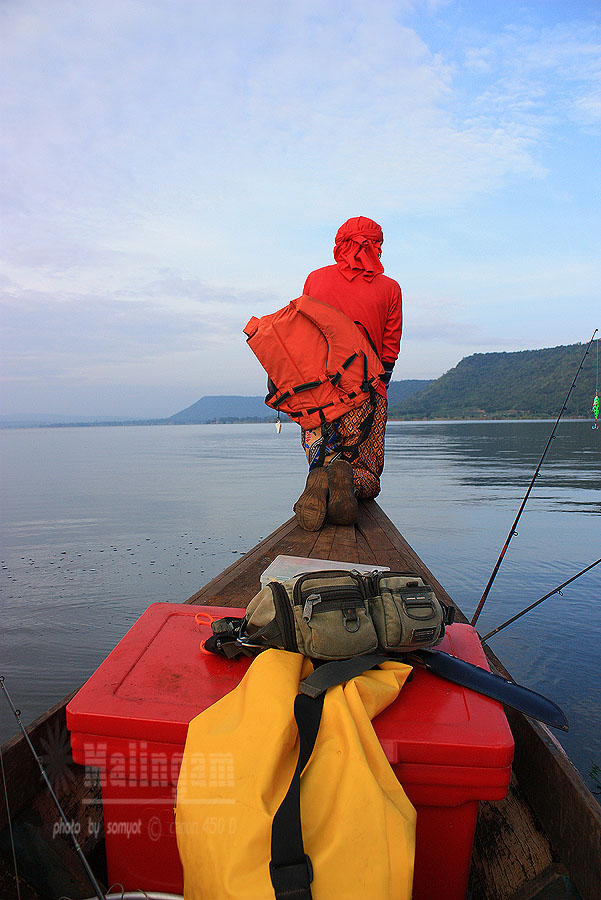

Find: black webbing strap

[299,653,387,698]
[354,321,379,358]
[273,391,291,408]
[361,352,369,392]
[315,410,328,468]
[306,402,335,416]
[338,387,378,463]
[270,691,324,899]
[269,653,390,898]
[293,380,323,393]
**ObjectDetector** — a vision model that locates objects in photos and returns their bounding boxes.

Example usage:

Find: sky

[1,0,600,418]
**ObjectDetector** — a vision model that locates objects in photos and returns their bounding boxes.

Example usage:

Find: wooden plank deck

[187,499,462,615]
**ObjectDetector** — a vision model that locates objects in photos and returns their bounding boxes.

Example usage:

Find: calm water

[1,421,600,794]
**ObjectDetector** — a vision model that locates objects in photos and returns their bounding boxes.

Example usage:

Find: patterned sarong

[301,394,388,499]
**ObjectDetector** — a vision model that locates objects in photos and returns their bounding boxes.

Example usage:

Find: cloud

[572,89,601,127]
[1,0,570,262]
[0,275,275,362]
[0,1,599,413]
[0,265,289,413]
[459,22,601,132]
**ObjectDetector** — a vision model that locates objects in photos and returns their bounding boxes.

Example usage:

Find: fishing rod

[0,676,107,900]
[593,336,599,429]
[471,328,598,627]
[0,740,21,900]
[481,557,601,642]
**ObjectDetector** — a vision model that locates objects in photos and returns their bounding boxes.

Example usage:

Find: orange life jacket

[244,294,385,431]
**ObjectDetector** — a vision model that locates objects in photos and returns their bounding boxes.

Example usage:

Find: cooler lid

[67,605,513,773]
[66,603,252,745]
[374,624,514,769]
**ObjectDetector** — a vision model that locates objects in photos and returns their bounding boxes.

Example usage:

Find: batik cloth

[301,420,341,469]
[301,394,388,499]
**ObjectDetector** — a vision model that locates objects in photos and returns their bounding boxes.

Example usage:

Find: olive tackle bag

[205,569,454,662]
[175,649,416,900]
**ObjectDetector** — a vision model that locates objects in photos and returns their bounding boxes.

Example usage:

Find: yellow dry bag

[175,649,416,900]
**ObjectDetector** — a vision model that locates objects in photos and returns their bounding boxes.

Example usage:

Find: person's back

[293,216,403,531]
[304,266,401,389]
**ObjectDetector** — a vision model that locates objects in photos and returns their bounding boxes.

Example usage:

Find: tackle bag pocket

[369,573,449,652]
[292,570,378,660]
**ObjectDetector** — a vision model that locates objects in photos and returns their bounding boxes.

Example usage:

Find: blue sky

[1,0,599,417]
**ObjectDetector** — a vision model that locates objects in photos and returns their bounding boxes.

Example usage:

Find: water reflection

[385,421,601,513]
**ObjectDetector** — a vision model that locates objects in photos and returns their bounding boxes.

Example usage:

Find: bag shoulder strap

[299,653,387,698]
[270,691,323,900]
[269,654,387,899]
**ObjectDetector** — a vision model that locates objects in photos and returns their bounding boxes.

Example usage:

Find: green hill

[390,343,598,420]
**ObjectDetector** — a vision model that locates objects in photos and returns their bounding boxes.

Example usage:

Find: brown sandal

[293,467,329,531]
[326,460,358,526]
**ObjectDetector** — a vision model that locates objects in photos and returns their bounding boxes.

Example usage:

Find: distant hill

[0,414,164,429]
[8,348,592,429]
[168,380,432,424]
[386,379,433,406]
[389,343,597,419]
[168,395,275,424]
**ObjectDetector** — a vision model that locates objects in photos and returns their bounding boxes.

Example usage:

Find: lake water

[1,421,600,795]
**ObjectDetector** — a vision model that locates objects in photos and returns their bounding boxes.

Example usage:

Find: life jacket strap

[361,351,370,393]
[269,855,314,900]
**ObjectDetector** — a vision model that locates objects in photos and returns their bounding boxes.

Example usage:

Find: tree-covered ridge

[389,342,599,419]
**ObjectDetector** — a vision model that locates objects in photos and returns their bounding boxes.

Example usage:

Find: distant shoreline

[5,342,595,430]
[1,415,593,430]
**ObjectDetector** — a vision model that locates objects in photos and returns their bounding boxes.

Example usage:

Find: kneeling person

[294,216,402,530]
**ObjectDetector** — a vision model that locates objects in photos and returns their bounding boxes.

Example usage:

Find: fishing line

[0,676,107,900]
[593,336,599,429]
[0,739,21,900]
[481,557,601,641]
[471,328,598,627]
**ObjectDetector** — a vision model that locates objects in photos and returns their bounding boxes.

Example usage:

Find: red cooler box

[67,604,513,899]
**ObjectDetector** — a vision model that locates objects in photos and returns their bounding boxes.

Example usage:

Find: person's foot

[326,460,358,526]
[293,467,329,531]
